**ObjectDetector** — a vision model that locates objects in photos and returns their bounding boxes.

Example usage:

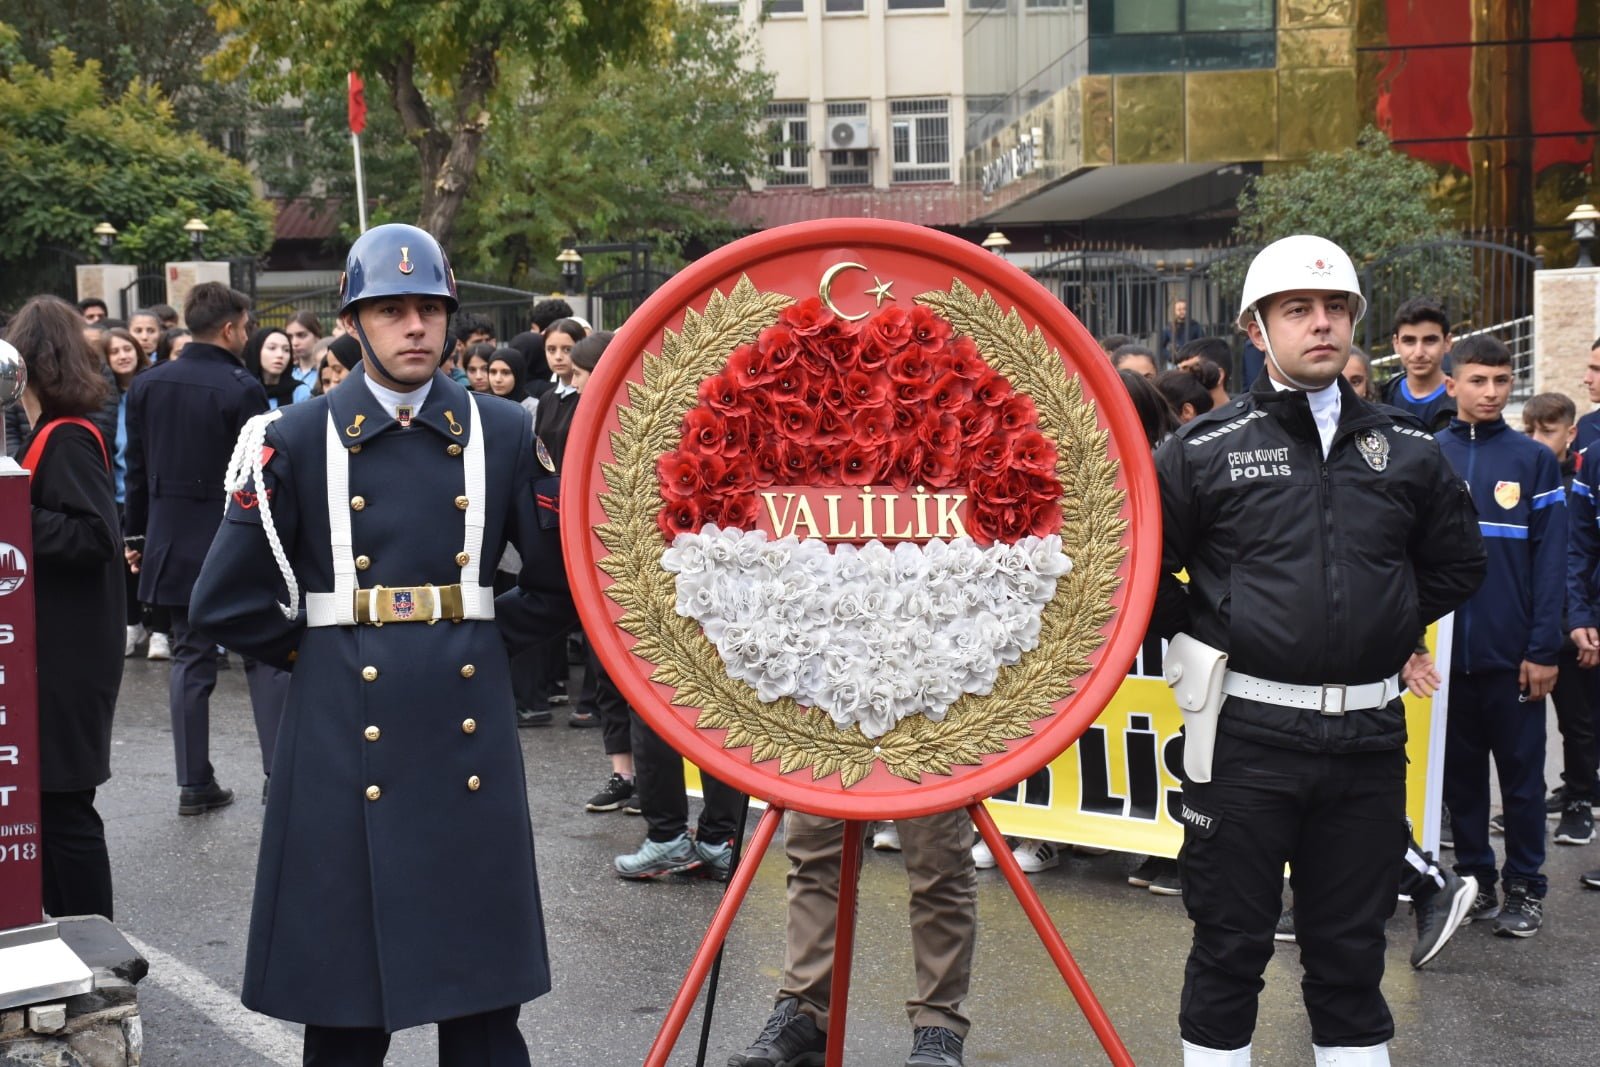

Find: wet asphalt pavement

[91,655,1600,1066]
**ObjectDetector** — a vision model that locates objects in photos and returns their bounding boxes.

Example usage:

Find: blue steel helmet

[338,223,459,314]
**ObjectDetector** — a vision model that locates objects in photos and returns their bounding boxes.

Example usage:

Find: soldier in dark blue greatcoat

[190,224,574,1065]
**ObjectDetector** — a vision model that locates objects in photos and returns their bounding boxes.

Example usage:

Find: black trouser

[169,606,220,787]
[144,602,171,636]
[1551,647,1599,802]
[579,643,632,755]
[302,1005,528,1066]
[1396,835,1446,901]
[630,709,744,845]
[1178,731,1405,1051]
[40,789,113,920]
[242,656,291,777]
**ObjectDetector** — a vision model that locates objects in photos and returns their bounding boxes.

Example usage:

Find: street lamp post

[981,231,1011,257]
[93,222,118,264]
[557,238,585,295]
[1566,203,1599,268]
[183,217,210,258]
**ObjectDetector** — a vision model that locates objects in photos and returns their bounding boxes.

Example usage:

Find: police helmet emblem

[390,589,415,619]
[1355,429,1389,471]
[398,246,414,275]
[1308,257,1332,277]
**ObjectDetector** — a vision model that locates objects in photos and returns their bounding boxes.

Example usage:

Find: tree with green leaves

[209,0,680,250]
[1228,128,1475,343]
[0,29,274,309]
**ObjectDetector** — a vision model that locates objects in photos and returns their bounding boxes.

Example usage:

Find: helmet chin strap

[1254,308,1326,392]
[350,306,417,389]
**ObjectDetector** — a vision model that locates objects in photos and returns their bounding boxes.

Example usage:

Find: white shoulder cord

[223,410,300,621]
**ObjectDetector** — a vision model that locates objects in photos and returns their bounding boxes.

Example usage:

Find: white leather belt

[305,584,496,627]
[1221,670,1402,717]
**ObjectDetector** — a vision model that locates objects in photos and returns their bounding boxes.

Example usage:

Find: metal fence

[1030,234,1544,398]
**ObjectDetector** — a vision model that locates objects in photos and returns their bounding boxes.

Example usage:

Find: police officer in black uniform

[191,225,574,1065]
[1153,235,1485,1067]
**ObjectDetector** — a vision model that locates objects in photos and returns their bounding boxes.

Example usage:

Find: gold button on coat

[455,495,469,510]
[455,551,470,566]
[447,444,462,456]
[351,495,366,511]
[460,664,476,679]
[351,444,362,454]
[355,555,371,570]
[366,785,382,801]
[467,775,481,792]
[364,725,381,742]
[361,666,378,681]
[461,718,477,734]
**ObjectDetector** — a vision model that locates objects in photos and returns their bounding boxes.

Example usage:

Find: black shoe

[623,796,643,816]
[1127,855,1163,888]
[1489,812,1505,835]
[567,710,599,728]
[1581,868,1600,889]
[906,1026,965,1066]
[585,773,635,813]
[517,707,553,728]
[1147,860,1182,896]
[1467,883,1500,922]
[1493,881,1543,937]
[727,998,825,1067]
[1554,799,1595,845]
[1275,905,1296,943]
[1411,871,1476,969]
[178,780,235,816]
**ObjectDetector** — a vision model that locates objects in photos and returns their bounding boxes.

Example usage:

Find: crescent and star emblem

[819,262,895,321]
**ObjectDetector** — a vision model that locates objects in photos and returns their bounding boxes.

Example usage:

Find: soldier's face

[1250,289,1352,390]
[344,295,449,390]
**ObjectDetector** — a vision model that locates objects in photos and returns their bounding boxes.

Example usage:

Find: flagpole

[351,131,369,233]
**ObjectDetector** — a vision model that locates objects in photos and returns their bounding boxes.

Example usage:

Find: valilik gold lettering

[756,485,970,543]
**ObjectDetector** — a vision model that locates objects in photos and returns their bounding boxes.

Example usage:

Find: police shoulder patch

[1390,423,1432,440]
[1185,409,1268,447]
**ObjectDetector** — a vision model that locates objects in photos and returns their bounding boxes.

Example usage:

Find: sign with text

[0,468,42,929]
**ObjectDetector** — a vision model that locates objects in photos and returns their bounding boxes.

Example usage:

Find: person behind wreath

[190,224,576,1065]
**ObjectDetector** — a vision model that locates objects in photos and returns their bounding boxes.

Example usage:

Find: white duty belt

[1221,670,1402,717]
[305,392,495,627]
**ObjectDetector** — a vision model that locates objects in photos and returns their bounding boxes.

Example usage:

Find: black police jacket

[1153,373,1486,753]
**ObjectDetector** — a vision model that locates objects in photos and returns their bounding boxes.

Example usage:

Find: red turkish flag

[347,71,367,135]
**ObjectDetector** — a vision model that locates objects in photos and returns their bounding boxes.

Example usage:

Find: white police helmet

[1235,234,1367,331]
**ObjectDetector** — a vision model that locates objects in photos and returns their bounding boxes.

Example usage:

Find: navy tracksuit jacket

[1438,416,1565,895]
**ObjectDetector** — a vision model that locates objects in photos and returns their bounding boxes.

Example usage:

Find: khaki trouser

[777,809,977,1037]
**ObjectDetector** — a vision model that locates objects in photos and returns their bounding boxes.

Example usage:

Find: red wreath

[656,299,1063,545]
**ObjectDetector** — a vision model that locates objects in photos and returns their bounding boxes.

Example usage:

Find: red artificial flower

[917,411,963,457]
[743,387,777,423]
[814,444,842,483]
[657,450,702,499]
[817,373,850,414]
[891,404,920,435]
[716,455,756,494]
[945,336,986,380]
[958,405,997,446]
[777,438,815,482]
[864,306,913,355]
[852,405,896,448]
[838,440,886,486]
[698,371,742,415]
[886,348,933,386]
[681,408,724,455]
[1023,494,1064,537]
[772,365,809,404]
[916,447,961,490]
[658,496,703,540]
[1008,429,1057,475]
[928,370,973,413]
[728,343,774,390]
[721,493,761,529]
[887,445,925,492]
[778,402,819,440]
[971,368,1013,408]
[752,447,783,488]
[970,434,1010,476]
[997,393,1036,433]
[907,305,952,356]
[783,297,836,338]
[813,406,853,447]
[843,369,889,408]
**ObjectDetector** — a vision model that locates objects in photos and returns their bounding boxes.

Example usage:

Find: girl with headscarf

[242,327,304,409]
[487,346,539,422]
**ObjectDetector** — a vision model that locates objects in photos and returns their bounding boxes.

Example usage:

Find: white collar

[362,372,433,422]
[1270,376,1341,454]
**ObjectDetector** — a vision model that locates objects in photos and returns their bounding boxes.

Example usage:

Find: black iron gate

[585,266,673,332]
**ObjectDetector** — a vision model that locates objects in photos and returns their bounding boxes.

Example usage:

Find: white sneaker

[125,624,146,658]
[972,835,997,869]
[871,822,901,852]
[1012,838,1060,873]
[146,632,171,661]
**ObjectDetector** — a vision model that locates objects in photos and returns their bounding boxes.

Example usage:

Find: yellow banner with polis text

[686,621,1451,858]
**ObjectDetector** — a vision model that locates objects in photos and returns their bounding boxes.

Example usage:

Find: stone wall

[1532,267,1600,404]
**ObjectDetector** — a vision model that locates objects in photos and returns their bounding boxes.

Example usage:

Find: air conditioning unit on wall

[828,118,871,151]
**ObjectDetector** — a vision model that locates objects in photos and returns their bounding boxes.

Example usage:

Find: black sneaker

[1127,856,1164,888]
[727,998,825,1067]
[585,773,635,813]
[623,796,643,816]
[1581,868,1600,889]
[1489,812,1505,835]
[1147,861,1182,896]
[178,780,235,816]
[1493,882,1543,937]
[517,707,553,728]
[1467,884,1500,922]
[906,1026,965,1067]
[1275,905,1296,943]
[1411,870,1476,969]
[1554,799,1595,845]
[567,710,599,728]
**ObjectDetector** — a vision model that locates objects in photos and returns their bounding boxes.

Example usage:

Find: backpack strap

[21,416,110,473]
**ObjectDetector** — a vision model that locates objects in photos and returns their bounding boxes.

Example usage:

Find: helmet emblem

[398,246,414,275]
[1308,257,1332,277]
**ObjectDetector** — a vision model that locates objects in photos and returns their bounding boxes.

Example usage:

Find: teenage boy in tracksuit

[1438,336,1566,936]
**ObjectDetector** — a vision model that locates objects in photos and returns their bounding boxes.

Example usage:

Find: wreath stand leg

[969,803,1136,1066]
[822,819,866,1067]
[643,804,785,1067]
